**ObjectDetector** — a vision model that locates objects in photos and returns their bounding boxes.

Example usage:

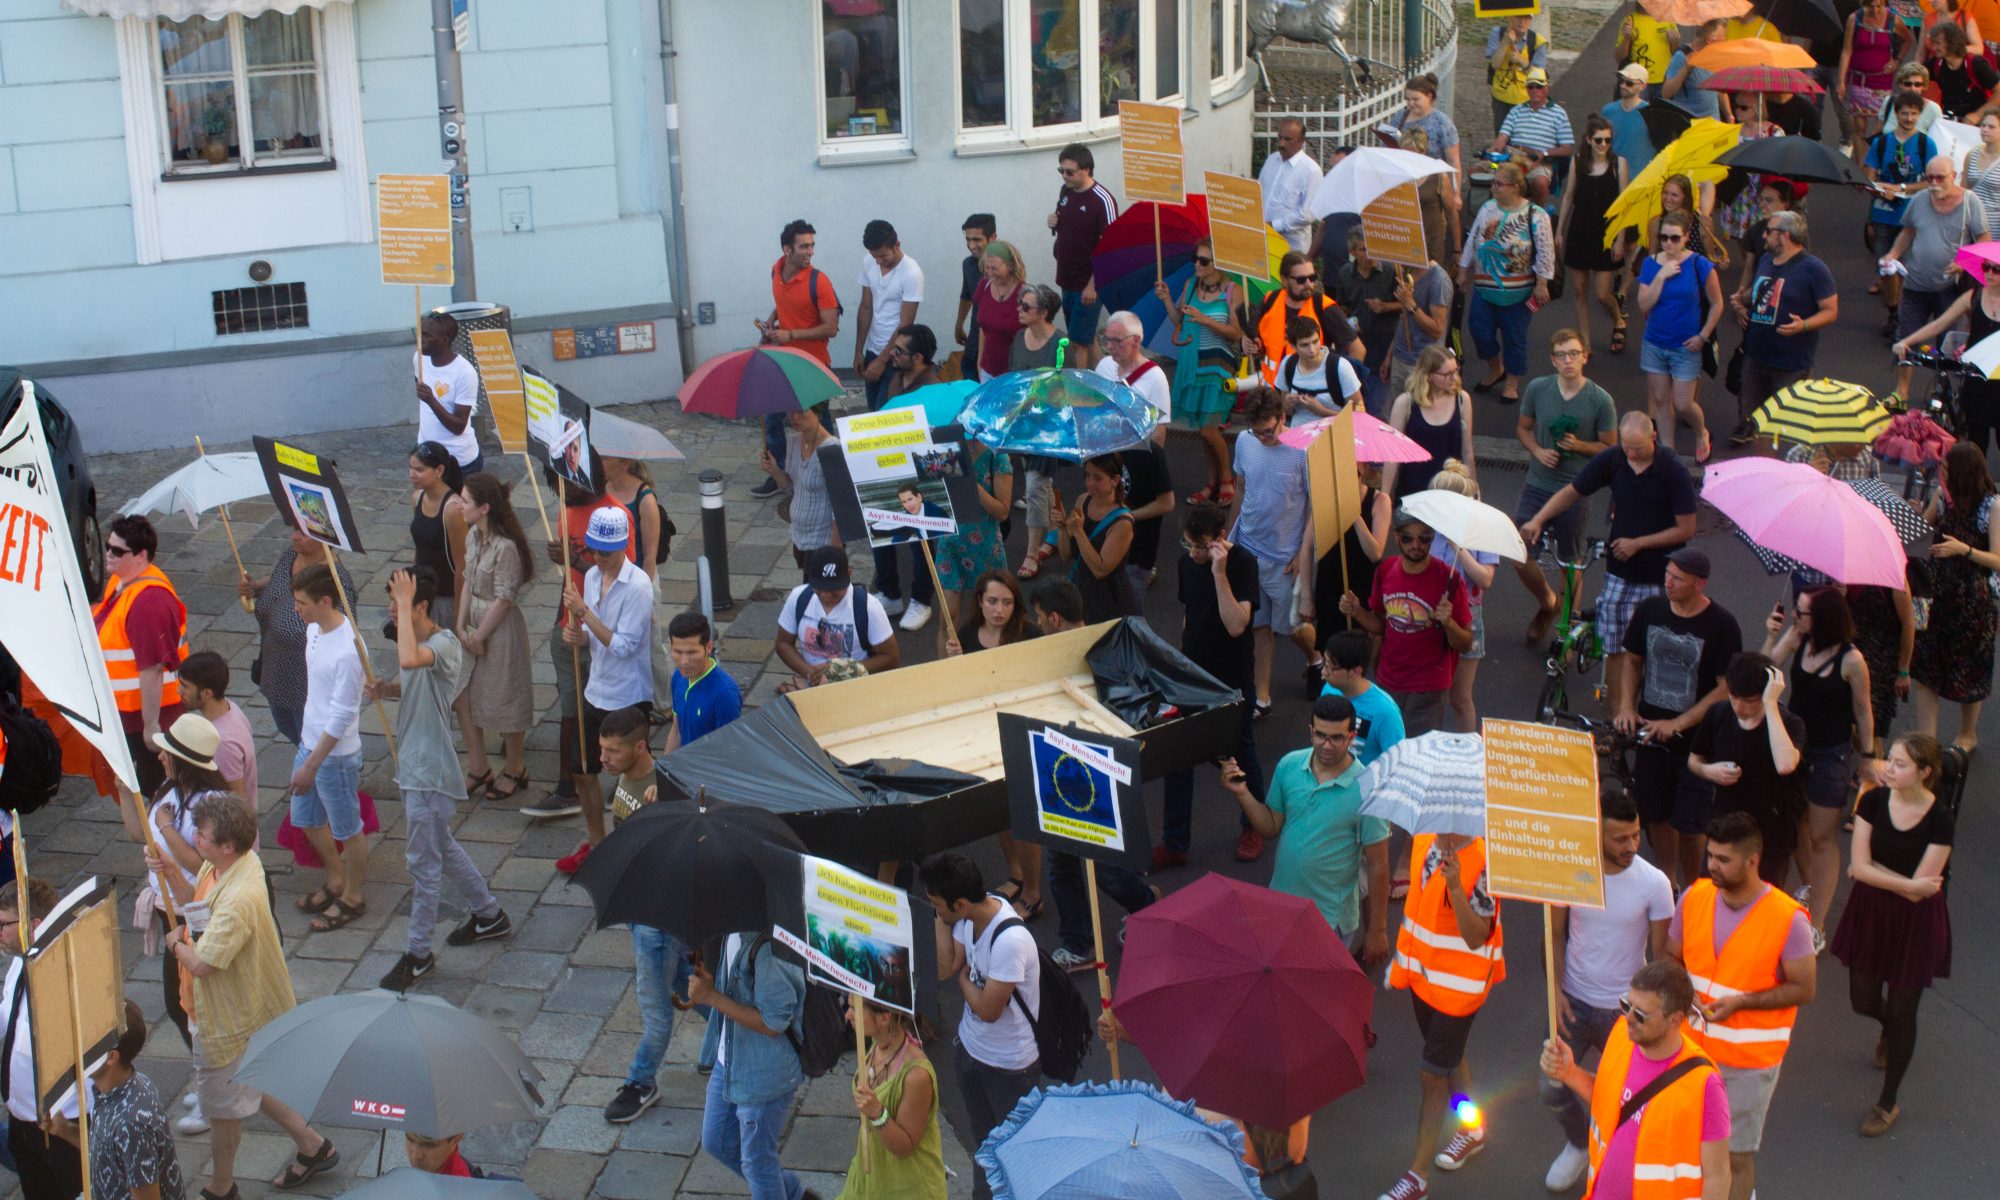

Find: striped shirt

[1497,101,1573,156]
[192,852,295,1066]
[1968,148,2000,221]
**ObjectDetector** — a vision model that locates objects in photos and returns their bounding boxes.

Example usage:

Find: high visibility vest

[95,564,188,714]
[1586,1022,1717,1200]
[1389,835,1505,1015]
[1257,292,1341,384]
[1679,880,1801,1069]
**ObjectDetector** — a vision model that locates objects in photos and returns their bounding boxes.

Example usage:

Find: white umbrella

[119,451,266,527]
[1358,731,1486,837]
[1309,147,1456,219]
[591,407,685,461]
[1399,489,1529,563]
[1963,328,2000,380]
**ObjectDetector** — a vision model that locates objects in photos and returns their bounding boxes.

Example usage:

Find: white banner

[0,384,139,792]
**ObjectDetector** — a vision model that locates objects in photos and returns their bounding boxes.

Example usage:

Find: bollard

[699,469,734,611]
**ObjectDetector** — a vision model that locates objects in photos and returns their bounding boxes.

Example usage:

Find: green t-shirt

[1266,750,1389,935]
[1521,374,1618,493]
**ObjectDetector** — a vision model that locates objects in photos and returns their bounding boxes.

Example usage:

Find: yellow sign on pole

[1204,171,1268,279]
[1481,718,1605,909]
[1473,0,1539,16]
[1307,408,1361,567]
[1360,182,1431,271]
[468,329,529,453]
[1119,101,1184,204]
[376,174,453,286]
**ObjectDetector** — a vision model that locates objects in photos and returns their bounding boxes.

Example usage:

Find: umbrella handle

[1055,338,1069,370]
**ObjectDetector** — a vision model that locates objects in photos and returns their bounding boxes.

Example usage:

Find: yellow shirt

[1724,16,1783,42]
[1626,14,1675,84]
[191,853,295,1066]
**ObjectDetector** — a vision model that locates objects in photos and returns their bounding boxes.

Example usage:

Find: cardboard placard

[1361,183,1431,271]
[254,436,365,553]
[26,877,124,1118]
[781,856,917,1015]
[833,409,960,549]
[375,174,453,286]
[522,366,601,497]
[468,329,528,453]
[1119,100,1184,204]
[1481,718,1605,909]
[1307,409,1362,564]
[999,714,1151,873]
[1204,171,1268,279]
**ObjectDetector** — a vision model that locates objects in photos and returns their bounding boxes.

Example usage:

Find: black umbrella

[1719,135,1869,185]
[571,796,808,945]
[1754,0,1843,56]
[1639,103,1693,155]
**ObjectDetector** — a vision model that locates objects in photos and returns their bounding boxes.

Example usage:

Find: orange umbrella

[1643,0,1752,23]
[1687,37,1816,70]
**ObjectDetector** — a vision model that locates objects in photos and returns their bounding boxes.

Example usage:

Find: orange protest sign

[376,174,453,286]
[1306,408,1361,569]
[1361,182,1430,271]
[1119,101,1183,204]
[468,329,528,453]
[1204,171,1268,279]
[1481,718,1605,909]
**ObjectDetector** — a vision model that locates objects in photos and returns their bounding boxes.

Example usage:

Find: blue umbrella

[958,368,1164,462]
[1359,730,1486,838]
[882,378,980,428]
[975,1080,1264,1200]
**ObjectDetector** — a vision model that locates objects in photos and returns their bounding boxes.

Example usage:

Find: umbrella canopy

[590,407,684,461]
[1603,119,1741,250]
[1686,33,1816,70]
[1735,474,1929,579]
[1637,104,1694,155]
[234,993,542,1138]
[572,796,808,945]
[338,1170,535,1200]
[958,368,1163,462]
[975,1081,1264,1200]
[1752,378,1893,446]
[1955,246,2000,305]
[1279,408,1431,461]
[1700,64,1822,96]
[1114,874,1373,1128]
[884,378,982,428]
[1702,459,1910,589]
[1643,0,1751,21]
[1718,135,1869,185]
[679,346,846,419]
[1873,410,1958,467]
[1750,0,1842,50]
[1310,147,1455,219]
[1399,489,1529,562]
[119,452,267,527]
[1359,731,1487,837]
[1092,198,1212,323]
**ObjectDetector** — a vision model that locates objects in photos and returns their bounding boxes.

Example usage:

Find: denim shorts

[289,744,363,841]
[1251,555,1296,634]
[1061,288,1103,344]
[1514,483,1589,560]
[1640,338,1702,382]
[1803,741,1855,808]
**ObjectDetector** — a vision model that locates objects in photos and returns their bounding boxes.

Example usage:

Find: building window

[961,0,1008,128]
[158,10,328,175]
[213,283,309,335]
[961,0,1189,144]
[1211,0,1245,93]
[1151,0,1181,103]
[819,0,911,154]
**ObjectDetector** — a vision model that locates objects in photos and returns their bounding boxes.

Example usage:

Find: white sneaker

[1544,1143,1588,1191]
[181,1089,198,1111]
[175,1100,210,1135]
[879,594,907,617]
[899,600,932,631]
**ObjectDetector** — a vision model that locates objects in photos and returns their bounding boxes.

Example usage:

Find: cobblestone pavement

[14,393,977,1200]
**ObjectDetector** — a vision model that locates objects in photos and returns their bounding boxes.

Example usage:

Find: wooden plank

[1058,679,1139,736]
[816,680,1070,753]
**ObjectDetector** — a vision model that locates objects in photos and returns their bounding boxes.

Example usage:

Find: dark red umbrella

[1699,64,1824,97]
[1113,874,1373,1128]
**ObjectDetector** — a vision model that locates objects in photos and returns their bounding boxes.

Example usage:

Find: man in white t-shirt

[1093,310,1170,412]
[855,219,924,411]
[414,312,483,472]
[921,851,1040,1200]
[1540,786,1675,1191]
[288,563,370,933]
[774,546,900,688]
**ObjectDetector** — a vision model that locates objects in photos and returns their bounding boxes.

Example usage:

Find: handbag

[1724,341,1746,396]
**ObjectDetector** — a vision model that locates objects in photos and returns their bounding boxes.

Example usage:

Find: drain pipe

[658,0,697,374]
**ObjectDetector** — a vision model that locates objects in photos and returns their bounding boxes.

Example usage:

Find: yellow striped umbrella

[1752,378,1894,447]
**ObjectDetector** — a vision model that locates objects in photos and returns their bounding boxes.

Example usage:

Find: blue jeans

[1468,292,1534,378]
[700,1069,803,1200]
[1162,697,1265,854]
[627,923,694,1088]
[1540,992,1623,1147]
[1061,288,1103,345]
[288,745,363,840]
[872,541,935,605]
[1049,852,1155,958]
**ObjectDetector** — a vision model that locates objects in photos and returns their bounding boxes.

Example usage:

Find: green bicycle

[1533,533,1609,724]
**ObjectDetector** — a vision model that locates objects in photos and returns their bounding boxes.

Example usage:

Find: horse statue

[1248,0,1375,94]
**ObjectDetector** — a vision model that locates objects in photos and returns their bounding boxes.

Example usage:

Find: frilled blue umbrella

[882,378,980,428]
[975,1080,1264,1200]
[958,367,1163,462]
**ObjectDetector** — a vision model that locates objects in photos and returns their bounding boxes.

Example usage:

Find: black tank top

[1972,293,2000,345]
[1790,643,1856,747]
[412,491,456,598]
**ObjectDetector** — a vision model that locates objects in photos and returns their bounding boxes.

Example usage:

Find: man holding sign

[415,312,483,474]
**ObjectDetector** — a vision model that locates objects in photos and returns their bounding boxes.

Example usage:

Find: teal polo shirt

[1265,749,1391,936]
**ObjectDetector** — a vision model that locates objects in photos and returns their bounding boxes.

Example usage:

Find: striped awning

[61,0,348,19]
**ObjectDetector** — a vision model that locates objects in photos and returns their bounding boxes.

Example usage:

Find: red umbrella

[1114,873,1373,1128]
[1699,64,1824,96]
[678,345,846,419]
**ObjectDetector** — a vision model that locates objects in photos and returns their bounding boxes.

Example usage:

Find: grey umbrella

[234,992,544,1138]
[339,1170,536,1200]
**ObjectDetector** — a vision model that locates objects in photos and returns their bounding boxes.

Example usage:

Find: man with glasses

[1862,92,1936,341]
[1337,511,1473,737]
[1882,152,1990,405]
[1260,117,1321,254]
[96,514,188,813]
[1540,960,1732,1200]
[1601,64,1658,177]
[1049,143,1118,368]
[1251,250,1363,387]
[1095,312,1176,594]
[1514,328,1618,643]
[1488,67,1574,208]
[1729,212,1838,446]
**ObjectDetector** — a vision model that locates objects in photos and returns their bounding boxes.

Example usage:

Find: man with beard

[1338,510,1474,737]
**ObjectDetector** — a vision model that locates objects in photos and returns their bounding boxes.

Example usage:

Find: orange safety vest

[1389,834,1505,1015]
[1256,292,1343,384]
[1679,880,1801,1069]
[95,564,188,714]
[1586,1022,1717,1200]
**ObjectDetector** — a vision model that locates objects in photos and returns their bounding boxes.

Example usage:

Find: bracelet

[870,1110,892,1128]
[1898,669,1911,677]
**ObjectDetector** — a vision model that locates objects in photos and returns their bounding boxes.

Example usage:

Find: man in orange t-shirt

[753,219,842,497]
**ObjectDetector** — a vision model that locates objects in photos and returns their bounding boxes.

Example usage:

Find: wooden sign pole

[1543,905,1562,1043]
[918,540,960,655]
[323,548,399,763]
[853,993,873,1172]
[64,951,92,1200]
[522,456,555,542]
[1153,206,1164,283]
[11,828,29,952]
[1083,859,1121,1080]
[194,436,254,615]
[556,479,586,775]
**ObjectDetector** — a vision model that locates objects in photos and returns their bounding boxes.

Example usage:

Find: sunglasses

[1194,256,1214,266]
[1251,424,1282,440]
[1618,995,1663,1023]
[1396,531,1428,544]
[105,543,134,558]
[1058,167,1079,177]
[1590,136,1612,145]
[1289,272,1317,283]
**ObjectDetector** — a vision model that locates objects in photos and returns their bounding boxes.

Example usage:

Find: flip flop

[1609,327,1627,354]
[309,898,367,934]
[274,1140,339,1189]
[994,876,1025,902]
[293,887,335,913]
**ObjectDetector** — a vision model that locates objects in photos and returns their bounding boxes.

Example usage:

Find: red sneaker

[556,841,593,876]
[1435,1127,1486,1170]
[1150,845,1189,871]
[1235,828,1265,862]
[1376,1171,1427,1200]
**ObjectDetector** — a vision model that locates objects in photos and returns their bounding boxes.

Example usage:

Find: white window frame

[813,0,916,161]
[1211,0,1247,97]
[153,10,334,178]
[953,0,1188,152]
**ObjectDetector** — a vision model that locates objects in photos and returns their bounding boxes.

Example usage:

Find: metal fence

[1251,0,1460,166]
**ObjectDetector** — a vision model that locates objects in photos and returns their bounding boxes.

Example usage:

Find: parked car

[0,368,104,598]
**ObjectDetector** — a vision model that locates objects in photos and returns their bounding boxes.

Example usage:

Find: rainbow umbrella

[1145,221,1288,355]
[1093,197,1212,335]
[677,346,846,419]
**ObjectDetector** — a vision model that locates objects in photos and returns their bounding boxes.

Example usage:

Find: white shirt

[857,253,925,354]
[1563,855,1675,1009]
[1260,147,1321,249]
[1094,356,1171,417]
[4,958,85,1122]
[302,620,363,757]
[144,785,202,899]
[581,555,657,711]
[778,584,895,666]
[1277,353,1362,427]
[954,905,1040,1070]
[413,351,483,468]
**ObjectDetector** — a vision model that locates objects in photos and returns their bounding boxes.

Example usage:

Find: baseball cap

[1667,546,1712,580]
[802,546,850,588]
[1526,67,1550,87]
[584,505,631,552]
[1617,63,1648,83]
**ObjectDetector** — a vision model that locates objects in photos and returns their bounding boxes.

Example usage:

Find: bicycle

[1532,533,1609,725]
[1541,704,1637,792]
[1892,342,1969,507]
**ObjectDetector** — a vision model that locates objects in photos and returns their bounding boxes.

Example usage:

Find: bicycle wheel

[1536,673,1567,723]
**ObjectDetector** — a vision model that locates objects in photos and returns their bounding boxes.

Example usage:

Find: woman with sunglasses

[972,240,1028,381]
[1156,237,1245,506]
[1011,285,1067,579]
[1894,249,2000,454]
[1636,211,1723,464]
[1458,162,1554,404]
[1557,114,1631,353]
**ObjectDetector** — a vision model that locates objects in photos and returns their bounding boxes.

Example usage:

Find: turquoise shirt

[1266,750,1391,935]
[1321,680,1407,766]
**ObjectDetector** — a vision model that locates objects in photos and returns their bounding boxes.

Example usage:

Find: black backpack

[0,694,62,816]
[989,917,1094,1082]
[791,583,876,657]
[746,934,855,1079]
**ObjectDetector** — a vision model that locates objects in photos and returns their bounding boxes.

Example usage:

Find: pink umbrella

[1279,408,1431,462]
[1953,241,2000,278]
[1701,459,1909,588]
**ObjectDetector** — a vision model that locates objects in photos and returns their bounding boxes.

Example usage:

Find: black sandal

[201,1187,240,1200]
[993,876,1025,903]
[308,898,367,933]
[273,1139,339,1189]
[485,769,530,801]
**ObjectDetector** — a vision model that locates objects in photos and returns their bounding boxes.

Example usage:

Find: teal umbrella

[883,378,980,428]
[976,1080,1262,1199]
[959,368,1163,462]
